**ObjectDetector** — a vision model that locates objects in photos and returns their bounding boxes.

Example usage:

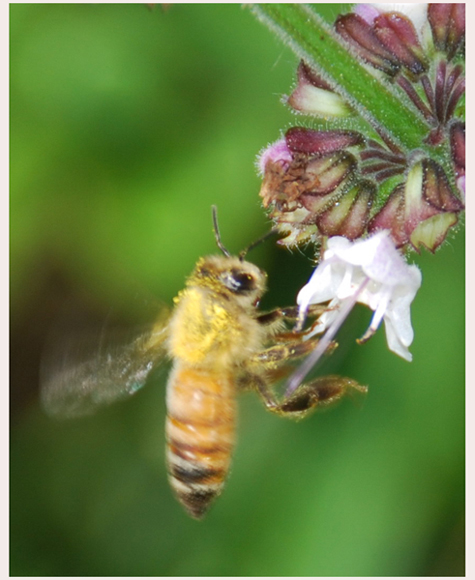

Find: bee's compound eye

[223,269,256,294]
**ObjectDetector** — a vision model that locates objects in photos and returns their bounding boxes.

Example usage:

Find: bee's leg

[252,337,334,367]
[256,304,326,329]
[238,338,325,395]
[247,339,364,418]
[251,330,338,371]
[255,375,367,420]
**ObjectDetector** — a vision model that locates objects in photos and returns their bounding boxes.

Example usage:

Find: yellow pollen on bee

[169,289,238,365]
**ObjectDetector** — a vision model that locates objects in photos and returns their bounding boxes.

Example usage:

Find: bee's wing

[40,319,169,419]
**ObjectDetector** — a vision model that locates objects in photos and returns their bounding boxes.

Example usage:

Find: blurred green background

[10,4,464,576]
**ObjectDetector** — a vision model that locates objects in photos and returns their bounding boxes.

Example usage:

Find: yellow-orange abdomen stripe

[165,366,236,519]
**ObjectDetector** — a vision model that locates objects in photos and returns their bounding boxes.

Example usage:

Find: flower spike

[252,2,464,380]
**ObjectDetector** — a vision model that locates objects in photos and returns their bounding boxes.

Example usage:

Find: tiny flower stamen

[357,287,391,344]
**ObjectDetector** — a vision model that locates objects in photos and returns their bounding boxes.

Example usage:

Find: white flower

[297,231,422,364]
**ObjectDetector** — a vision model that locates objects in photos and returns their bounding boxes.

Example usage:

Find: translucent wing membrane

[40,320,169,419]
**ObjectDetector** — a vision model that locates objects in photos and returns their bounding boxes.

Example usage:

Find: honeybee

[41,207,366,519]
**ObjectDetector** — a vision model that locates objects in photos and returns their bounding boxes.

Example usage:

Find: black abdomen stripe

[166,440,230,519]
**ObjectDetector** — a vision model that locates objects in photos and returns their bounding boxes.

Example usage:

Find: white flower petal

[385,294,416,347]
[297,232,422,360]
[297,261,343,307]
[383,314,412,361]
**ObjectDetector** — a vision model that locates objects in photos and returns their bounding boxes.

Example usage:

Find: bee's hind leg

[247,331,366,420]
[255,375,367,420]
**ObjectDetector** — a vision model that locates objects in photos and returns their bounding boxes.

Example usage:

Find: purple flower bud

[337,7,429,79]
[305,152,357,195]
[428,4,465,60]
[369,159,464,252]
[368,183,408,247]
[315,180,376,240]
[335,13,400,76]
[450,121,465,180]
[285,128,363,156]
[373,12,427,77]
[295,61,334,91]
[422,159,464,213]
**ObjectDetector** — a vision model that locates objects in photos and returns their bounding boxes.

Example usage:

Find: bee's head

[192,255,267,307]
[186,205,275,306]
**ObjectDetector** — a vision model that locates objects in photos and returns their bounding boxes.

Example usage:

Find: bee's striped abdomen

[165,366,236,519]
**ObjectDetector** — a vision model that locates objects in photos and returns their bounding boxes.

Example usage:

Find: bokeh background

[10,4,464,576]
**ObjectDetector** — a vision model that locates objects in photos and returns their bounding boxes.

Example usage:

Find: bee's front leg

[256,304,326,330]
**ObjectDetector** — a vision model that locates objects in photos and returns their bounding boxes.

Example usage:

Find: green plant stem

[250,4,430,153]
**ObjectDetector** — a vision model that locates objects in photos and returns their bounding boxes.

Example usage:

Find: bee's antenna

[239,228,278,261]
[211,205,231,257]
